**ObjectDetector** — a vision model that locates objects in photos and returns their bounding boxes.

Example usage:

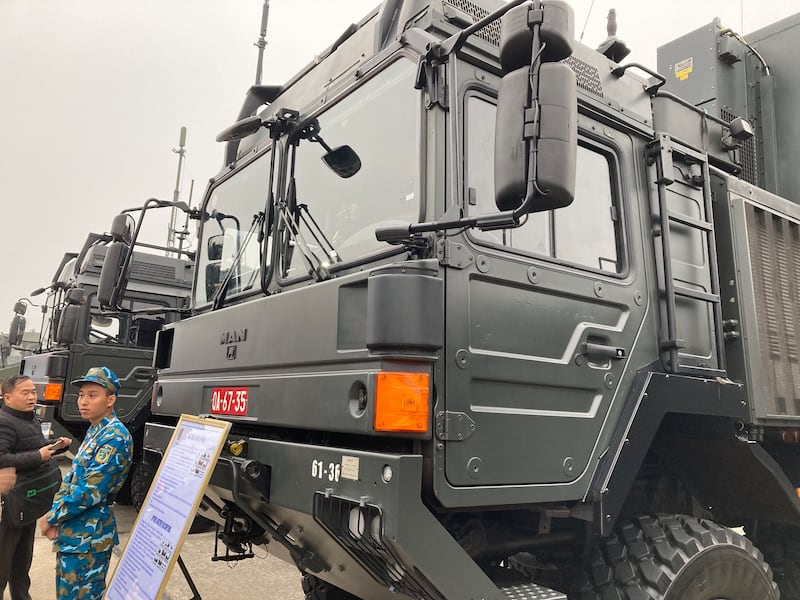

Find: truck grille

[564,56,603,98]
[746,203,800,415]
[443,0,501,46]
[313,494,441,600]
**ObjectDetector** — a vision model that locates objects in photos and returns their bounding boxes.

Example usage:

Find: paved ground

[9,459,305,600]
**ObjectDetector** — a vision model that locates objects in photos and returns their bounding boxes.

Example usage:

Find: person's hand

[38,516,58,539]
[53,436,72,452]
[0,466,16,493]
[39,445,55,462]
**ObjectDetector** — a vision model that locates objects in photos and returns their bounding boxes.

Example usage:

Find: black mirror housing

[207,235,224,261]
[13,301,27,316]
[495,63,577,212]
[205,263,222,301]
[499,1,575,72]
[321,145,362,178]
[55,305,80,345]
[8,315,26,346]
[110,214,133,244]
[97,242,127,308]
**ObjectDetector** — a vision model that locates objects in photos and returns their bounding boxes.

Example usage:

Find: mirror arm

[430,0,529,59]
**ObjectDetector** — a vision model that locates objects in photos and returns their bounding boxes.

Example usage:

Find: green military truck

[100,0,800,597]
[18,220,192,502]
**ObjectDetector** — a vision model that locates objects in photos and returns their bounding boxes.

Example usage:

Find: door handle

[581,342,626,360]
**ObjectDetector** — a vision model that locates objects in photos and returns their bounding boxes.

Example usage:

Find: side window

[467,95,624,275]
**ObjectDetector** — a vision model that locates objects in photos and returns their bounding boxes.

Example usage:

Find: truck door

[441,104,648,489]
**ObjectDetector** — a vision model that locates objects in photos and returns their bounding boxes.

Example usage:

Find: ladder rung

[667,210,713,232]
[673,284,719,303]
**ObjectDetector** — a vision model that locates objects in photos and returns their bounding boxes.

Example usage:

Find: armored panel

[745,203,800,417]
[714,175,800,422]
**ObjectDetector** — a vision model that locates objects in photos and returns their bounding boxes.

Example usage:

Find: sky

[1,0,798,333]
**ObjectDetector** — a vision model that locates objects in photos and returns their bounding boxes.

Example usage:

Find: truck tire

[131,460,215,534]
[751,522,800,599]
[301,574,361,600]
[572,514,778,599]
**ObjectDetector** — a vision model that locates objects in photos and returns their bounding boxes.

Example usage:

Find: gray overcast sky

[1,0,798,333]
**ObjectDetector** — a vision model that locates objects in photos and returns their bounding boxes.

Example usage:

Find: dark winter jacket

[0,404,53,476]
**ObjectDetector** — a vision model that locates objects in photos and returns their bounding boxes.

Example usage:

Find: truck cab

[20,231,192,499]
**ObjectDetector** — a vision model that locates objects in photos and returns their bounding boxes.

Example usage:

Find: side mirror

[8,315,26,346]
[110,214,133,244]
[205,263,221,301]
[55,305,80,345]
[97,242,127,308]
[216,116,263,143]
[13,301,27,316]
[322,145,362,178]
[65,287,86,305]
[207,234,224,261]
[494,1,577,213]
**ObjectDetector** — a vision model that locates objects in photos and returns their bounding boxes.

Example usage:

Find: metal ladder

[648,133,726,376]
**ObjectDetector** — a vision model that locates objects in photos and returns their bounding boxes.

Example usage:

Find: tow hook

[212,505,255,562]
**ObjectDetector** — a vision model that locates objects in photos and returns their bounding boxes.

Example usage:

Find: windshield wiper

[211,211,265,310]
[278,177,341,281]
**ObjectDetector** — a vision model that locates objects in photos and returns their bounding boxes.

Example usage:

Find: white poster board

[105,415,231,600]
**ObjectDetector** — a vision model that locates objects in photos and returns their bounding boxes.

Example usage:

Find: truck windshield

[195,152,272,306]
[280,58,421,279]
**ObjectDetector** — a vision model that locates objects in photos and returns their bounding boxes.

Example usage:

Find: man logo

[227,346,237,360]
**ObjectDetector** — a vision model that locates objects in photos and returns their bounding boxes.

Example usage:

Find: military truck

[99,0,800,597]
[18,211,192,503]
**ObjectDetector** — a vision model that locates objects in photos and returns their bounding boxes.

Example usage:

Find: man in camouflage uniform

[40,367,132,600]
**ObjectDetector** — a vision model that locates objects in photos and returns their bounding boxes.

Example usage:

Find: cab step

[499,582,567,599]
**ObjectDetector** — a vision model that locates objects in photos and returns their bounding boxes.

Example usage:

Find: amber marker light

[374,372,430,433]
[43,383,63,401]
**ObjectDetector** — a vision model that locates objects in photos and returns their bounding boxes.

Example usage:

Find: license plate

[210,387,249,416]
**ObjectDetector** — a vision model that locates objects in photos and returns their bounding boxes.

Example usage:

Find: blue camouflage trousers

[56,550,112,600]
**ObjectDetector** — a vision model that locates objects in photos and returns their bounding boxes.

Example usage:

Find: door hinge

[435,411,476,441]
[436,239,474,269]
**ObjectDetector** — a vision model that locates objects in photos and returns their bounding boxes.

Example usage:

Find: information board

[106,415,231,600]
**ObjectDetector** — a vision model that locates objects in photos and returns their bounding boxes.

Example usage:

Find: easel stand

[177,555,202,600]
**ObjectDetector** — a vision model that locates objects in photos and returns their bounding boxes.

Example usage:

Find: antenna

[176,179,195,254]
[254,0,270,85]
[167,126,187,256]
[579,0,597,42]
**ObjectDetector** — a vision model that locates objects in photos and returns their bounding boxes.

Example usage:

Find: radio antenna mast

[579,0,597,42]
[167,126,187,256]
[254,0,270,85]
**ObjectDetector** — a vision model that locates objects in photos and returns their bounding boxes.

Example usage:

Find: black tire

[131,460,215,534]
[751,522,800,599]
[573,514,778,599]
[301,574,361,600]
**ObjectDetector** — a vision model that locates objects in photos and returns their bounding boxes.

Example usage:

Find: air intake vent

[746,204,800,416]
[721,108,758,186]
[563,56,603,97]
[443,0,500,46]
[130,260,177,281]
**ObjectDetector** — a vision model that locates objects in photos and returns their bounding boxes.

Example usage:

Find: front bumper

[143,422,512,600]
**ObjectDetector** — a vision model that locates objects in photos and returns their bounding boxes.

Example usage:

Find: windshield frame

[275,54,425,286]
[192,143,278,311]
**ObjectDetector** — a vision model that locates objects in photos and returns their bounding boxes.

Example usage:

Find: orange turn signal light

[374,372,429,433]
[43,383,63,401]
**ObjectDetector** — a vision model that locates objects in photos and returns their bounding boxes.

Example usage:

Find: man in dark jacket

[0,375,70,600]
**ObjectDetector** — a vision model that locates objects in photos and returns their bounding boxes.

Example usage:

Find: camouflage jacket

[46,413,132,554]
